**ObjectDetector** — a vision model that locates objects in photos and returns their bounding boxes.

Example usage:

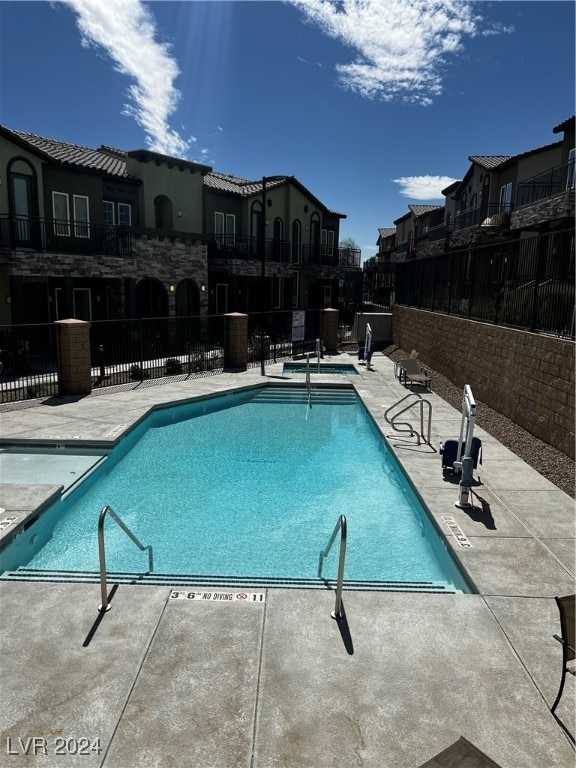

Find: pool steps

[251,387,357,405]
[0,568,459,593]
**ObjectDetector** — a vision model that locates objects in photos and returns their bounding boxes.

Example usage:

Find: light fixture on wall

[201,284,206,292]
[5,296,11,305]
[169,284,175,293]
[177,210,182,217]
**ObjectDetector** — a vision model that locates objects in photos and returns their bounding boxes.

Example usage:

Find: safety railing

[97,505,154,612]
[305,352,312,409]
[318,514,347,620]
[384,392,432,446]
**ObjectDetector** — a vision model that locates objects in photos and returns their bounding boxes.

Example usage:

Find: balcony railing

[0,214,133,257]
[453,204,511,232]
[515,159,575,208]
[302,245,361,268]
[427,222,449,242]
[206,234,290,263]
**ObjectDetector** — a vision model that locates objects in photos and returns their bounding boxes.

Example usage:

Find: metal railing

[516,159,575,208]
[384,392,432,446]
[206,234,290,263]
[318,514,347,620]
[98,505,154,612]
[302,245,361,268]
[0,323,59,403]
[453,204,511,232]
[0,214,133,257]
[394,228,575,339]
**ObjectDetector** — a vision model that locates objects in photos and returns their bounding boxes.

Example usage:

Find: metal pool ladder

[318,514,347,620]
[97,505,154,612]
[384,392,432,446]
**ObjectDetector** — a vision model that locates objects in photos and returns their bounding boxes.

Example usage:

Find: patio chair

[551,593,575,713]
[396,357,431,390]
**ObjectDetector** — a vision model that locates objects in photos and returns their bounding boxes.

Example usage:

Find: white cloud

[64,0,191,156]
[288,0,511,105]
[392,175,458,199]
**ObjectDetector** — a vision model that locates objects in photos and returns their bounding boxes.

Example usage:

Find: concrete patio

[0,354,574,767]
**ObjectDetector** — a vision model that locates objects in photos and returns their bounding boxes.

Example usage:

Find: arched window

[8,157,39,247]
[154,195,173,230]
[292,220,301,264]
[250,201,262,257]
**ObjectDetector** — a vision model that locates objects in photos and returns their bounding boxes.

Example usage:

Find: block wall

[392,306,575,458]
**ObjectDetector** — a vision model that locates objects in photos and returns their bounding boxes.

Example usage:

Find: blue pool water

[1,388,469,591]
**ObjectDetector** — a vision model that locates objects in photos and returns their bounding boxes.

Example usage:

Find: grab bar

[305,352,312,408]
[384,393,432,445]
[318,514,347,620]
[97,505,154,612]
[316,337,322,372]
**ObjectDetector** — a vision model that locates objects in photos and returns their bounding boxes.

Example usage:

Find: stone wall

[392,305,575,458]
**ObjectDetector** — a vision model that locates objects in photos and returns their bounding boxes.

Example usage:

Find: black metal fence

[0,323,59,403]
[90,315,226,387]
[0,309,330,403]
[395,229,575,338]
[246,309,323,367]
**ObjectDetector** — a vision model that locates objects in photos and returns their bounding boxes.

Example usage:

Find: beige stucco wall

[392,305,575,458]
[126,156,204,232]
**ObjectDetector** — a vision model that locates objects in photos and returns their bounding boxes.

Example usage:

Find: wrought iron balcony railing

[515,159,575,208]
[206,234,290,263]
[302,245,361,268]
[0,214,132,257]
[453,204,511,232]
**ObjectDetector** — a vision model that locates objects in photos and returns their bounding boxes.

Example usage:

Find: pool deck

[0,353,574,768]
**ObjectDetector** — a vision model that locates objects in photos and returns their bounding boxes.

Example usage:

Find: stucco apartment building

[0,126,362,327]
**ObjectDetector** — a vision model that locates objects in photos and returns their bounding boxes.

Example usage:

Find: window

[52,192,70,236]
[214,212,235,247]
[73,195,89,238]
[291,272,299,308]
[567,148,575,190]
[118,203,131,226]
[321,228,334,257]
[103,201,115,226]
[499,182,512,212]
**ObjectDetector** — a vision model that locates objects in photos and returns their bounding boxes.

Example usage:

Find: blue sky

[1,1,574,261]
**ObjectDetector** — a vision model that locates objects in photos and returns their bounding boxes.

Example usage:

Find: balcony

[302,245,361,268]
[516,159,575,208]
[453,204,511,232]
[206,234,290,263]
[0,214,132,257]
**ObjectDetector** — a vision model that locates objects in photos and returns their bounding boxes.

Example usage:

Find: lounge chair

[551,593,575,713]
[396,357,431,390]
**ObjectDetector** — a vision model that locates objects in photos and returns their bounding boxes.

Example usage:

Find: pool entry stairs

[250,385,357,406]
[0,568,460,593]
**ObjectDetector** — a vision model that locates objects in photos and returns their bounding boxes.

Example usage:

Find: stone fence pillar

[55,319,92,395]
[224,312,248,369]
[323,308,339,352]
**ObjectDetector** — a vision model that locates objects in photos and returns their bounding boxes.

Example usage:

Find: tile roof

[2,127,129,177]
[553,116,575,134]
[408,204,443,217]
[378,227,395,237]
[468,156,512,170]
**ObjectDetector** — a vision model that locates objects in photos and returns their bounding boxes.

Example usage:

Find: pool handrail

[318,514,347,620]
[97,504,154,612]
[305,352,312,407]
[384,392,432,446]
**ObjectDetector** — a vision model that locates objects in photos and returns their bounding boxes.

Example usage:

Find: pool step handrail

[97,504,154,612]
[384,393,432,446]
[316,338,322,372]
[305,352,312,408]
[318,514,347,620]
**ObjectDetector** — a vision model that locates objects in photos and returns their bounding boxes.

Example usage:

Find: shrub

[129,364,149,381]
[165,357,183,375]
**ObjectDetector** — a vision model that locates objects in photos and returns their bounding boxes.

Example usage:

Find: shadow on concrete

[335,602,354,656]
[82,583,119,647]
[466,493,497,530]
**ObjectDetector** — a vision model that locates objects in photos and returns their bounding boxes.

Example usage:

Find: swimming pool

[283,362,359,375]
[0,386,469,593]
